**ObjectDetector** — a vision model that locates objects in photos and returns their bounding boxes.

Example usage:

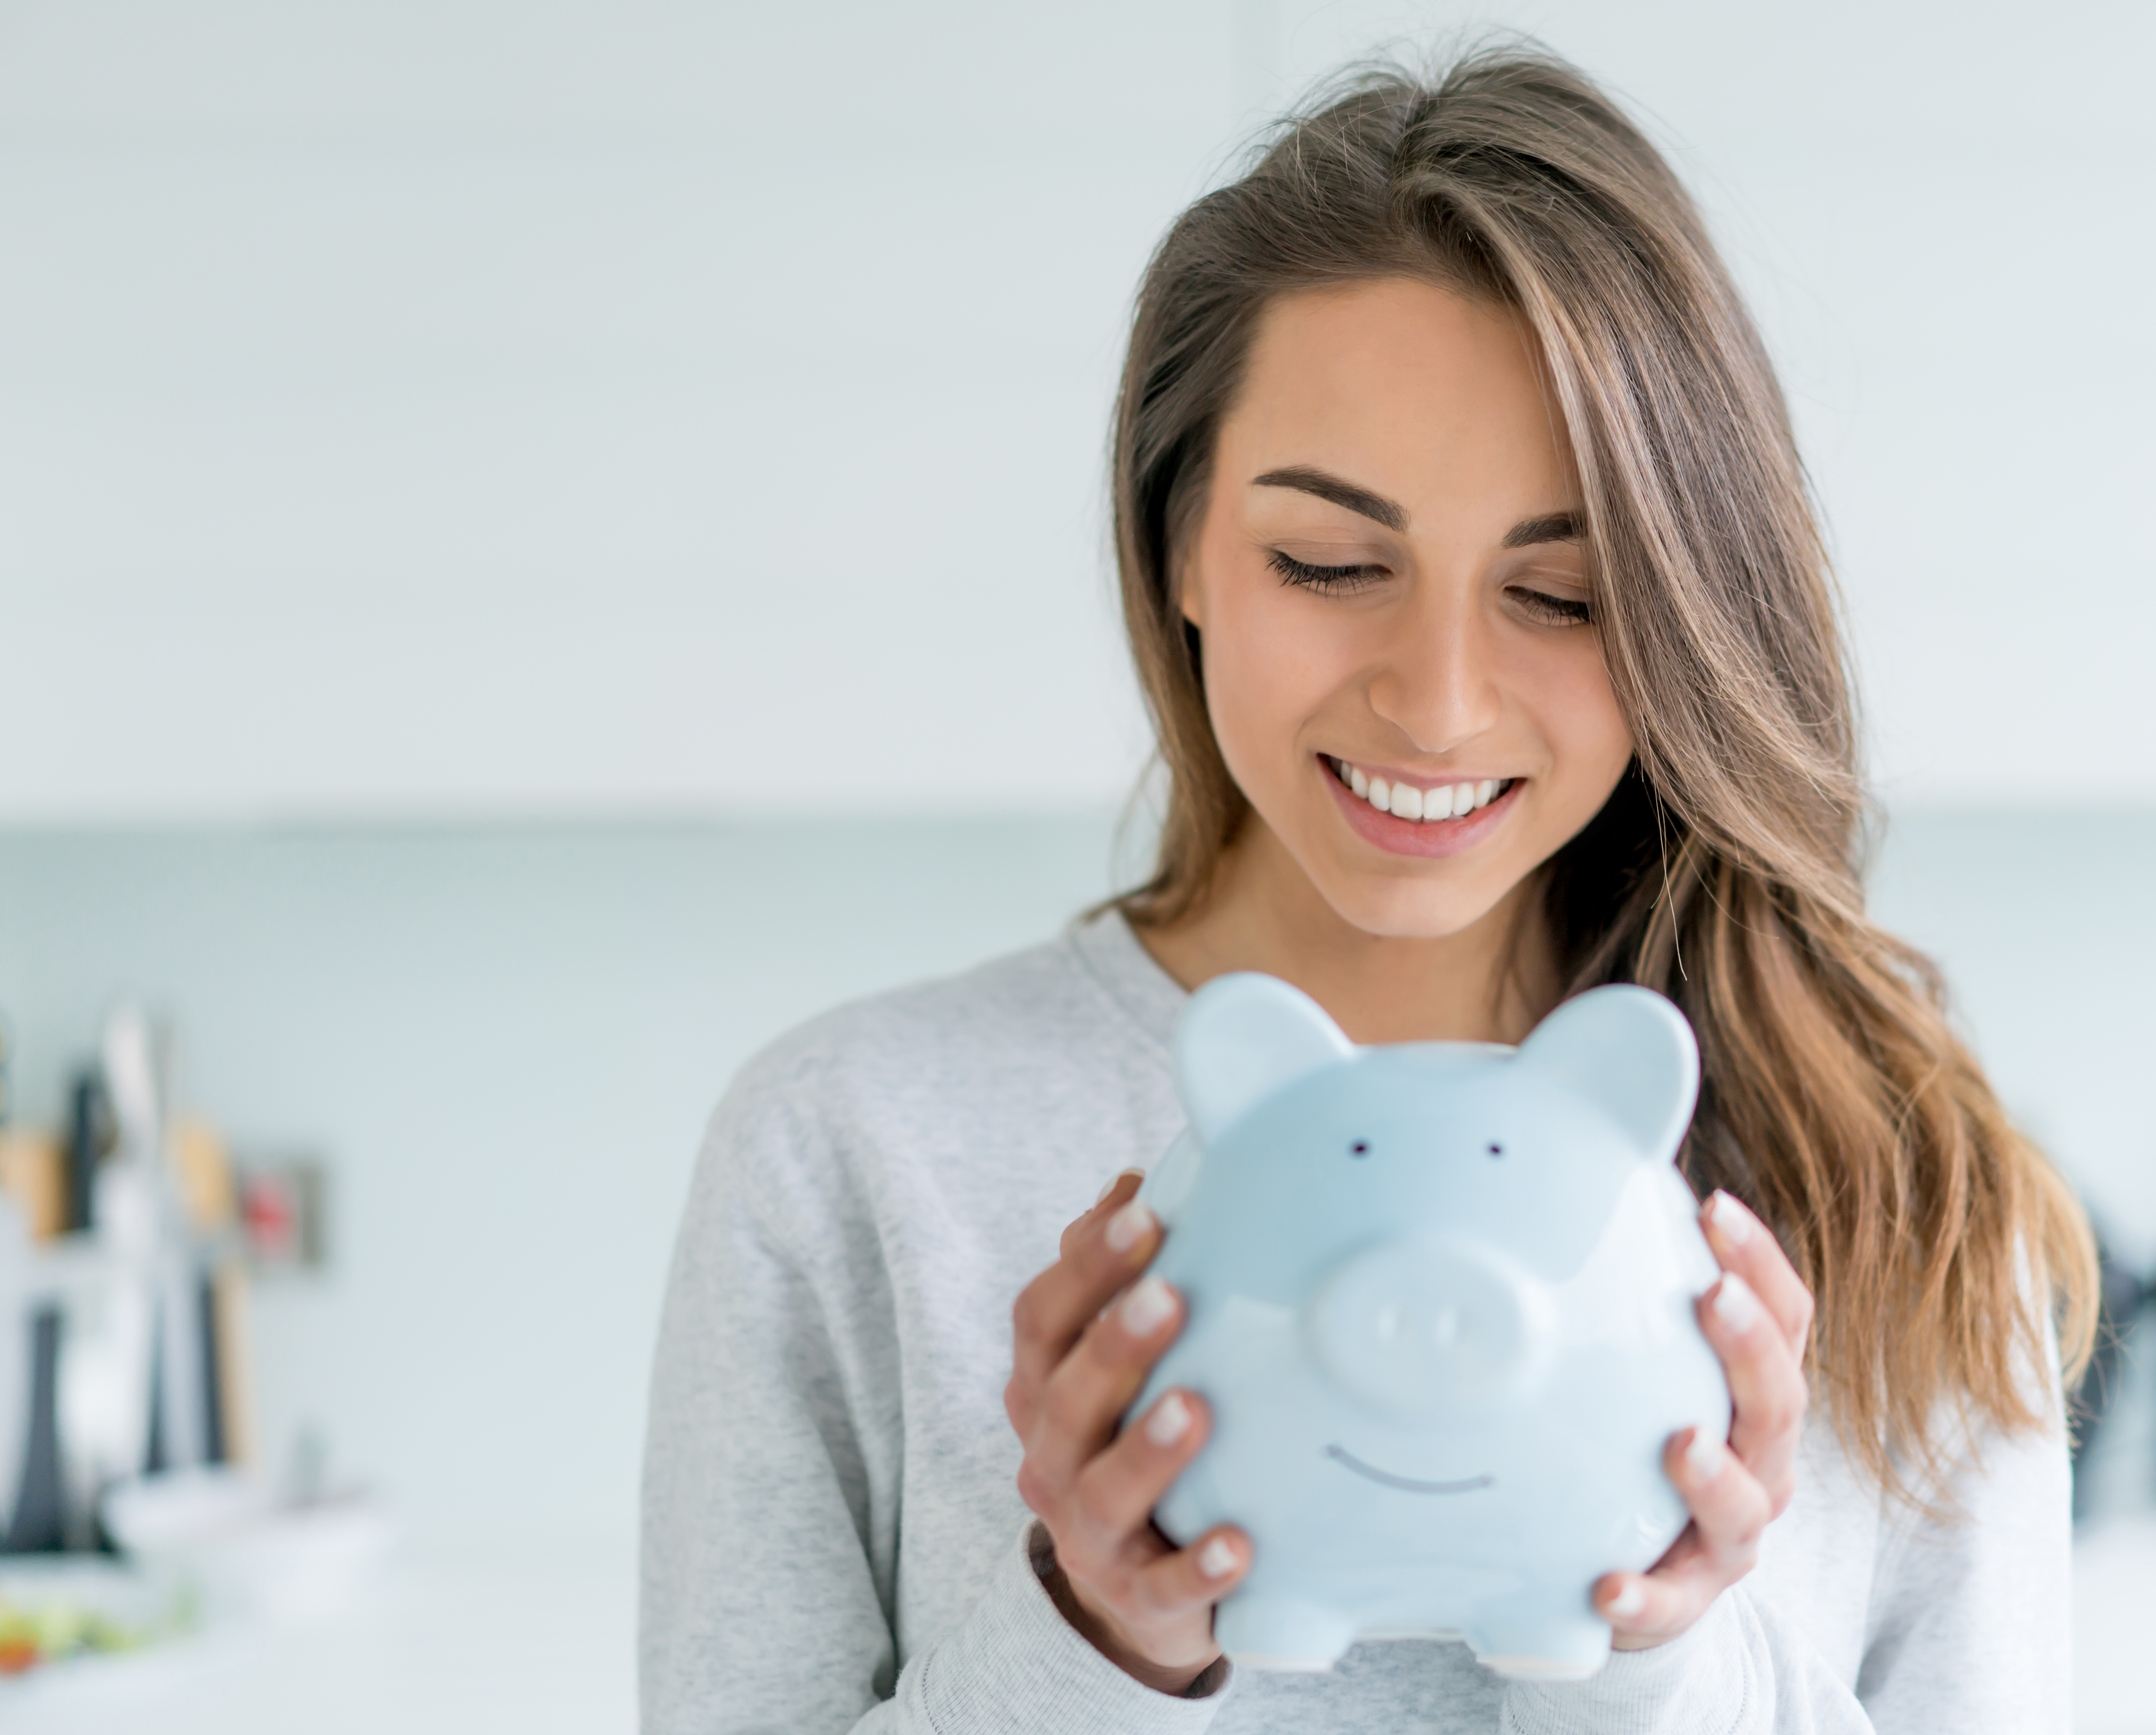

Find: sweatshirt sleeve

[639,1057,1230,1735]
[1852,1391,2074,1732]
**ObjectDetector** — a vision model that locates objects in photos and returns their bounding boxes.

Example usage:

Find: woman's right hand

[1004,1170,1250,1695]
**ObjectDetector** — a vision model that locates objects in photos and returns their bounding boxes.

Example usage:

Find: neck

[1136,821,1560,1046]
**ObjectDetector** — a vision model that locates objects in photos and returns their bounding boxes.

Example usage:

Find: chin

[1308,867,1517,942]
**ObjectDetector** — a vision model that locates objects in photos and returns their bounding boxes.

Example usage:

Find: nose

[1306,1238,1555,1418]
[1364,583,1502,757]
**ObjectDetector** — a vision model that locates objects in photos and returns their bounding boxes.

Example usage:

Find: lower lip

[1323,761,1523,859]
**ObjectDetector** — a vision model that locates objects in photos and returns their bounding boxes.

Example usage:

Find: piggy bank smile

[1322,1445,1493,1496]
[1128,974,1731,1677]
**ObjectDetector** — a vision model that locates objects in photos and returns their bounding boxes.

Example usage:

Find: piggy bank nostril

[1307,1239,1555,1417]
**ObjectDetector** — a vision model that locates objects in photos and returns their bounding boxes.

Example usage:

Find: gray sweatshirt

[641,912,2071,1733]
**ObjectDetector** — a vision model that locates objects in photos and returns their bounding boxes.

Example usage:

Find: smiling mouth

[1324,1444,1495,1495]
[1327,758,1518,824]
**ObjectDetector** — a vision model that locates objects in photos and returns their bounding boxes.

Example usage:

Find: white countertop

[0,1533,636,1735]
[3,1518,2150,1734]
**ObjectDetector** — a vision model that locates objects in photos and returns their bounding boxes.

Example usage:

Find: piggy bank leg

[1472,1601,1612,1682]
[1214,1594,1356,1672]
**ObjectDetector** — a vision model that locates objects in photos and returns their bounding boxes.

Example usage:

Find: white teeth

[1334,761,1511,825]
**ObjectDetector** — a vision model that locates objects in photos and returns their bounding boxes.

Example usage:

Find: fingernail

[1685,1427,1726,1479]
[1605,1581,1645,1620]
[1120,1275,1176,1337]
[1105,1200,1157,1255]
[1706,1191,1754,1244]
[1097,1167,1145,1205]
[1712,1271,1762,1332]
[1145,1391,1192,1447]
[1197,1537,1239,1579]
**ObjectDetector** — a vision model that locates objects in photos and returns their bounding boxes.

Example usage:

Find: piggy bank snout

[1307,1239,1555,1417]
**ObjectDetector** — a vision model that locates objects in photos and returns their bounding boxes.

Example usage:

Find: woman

[641,46,2095,1733]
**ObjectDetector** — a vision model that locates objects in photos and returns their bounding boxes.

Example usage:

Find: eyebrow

[1501,512,1581,548]
[1251,467,1407,533]
[1252,467,1582,550]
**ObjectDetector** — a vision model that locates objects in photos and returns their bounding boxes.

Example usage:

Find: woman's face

[1181,277,1635,940]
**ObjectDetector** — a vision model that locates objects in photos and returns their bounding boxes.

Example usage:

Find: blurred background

[0,1,2150,1729]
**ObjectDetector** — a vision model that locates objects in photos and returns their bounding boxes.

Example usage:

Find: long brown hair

[1109,45,2095,1503]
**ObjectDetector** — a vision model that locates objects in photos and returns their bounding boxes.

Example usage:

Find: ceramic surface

[1132,973,1731,1678]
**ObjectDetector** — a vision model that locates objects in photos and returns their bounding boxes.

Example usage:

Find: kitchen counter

[0,1533,636,1735]
[3,1517,2151,1733]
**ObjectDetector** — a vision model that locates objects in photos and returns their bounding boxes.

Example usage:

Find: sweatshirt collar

[1066,906,1186,1062]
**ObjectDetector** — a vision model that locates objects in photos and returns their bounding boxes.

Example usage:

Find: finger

[1062,1169,1147,1258]
[1067,1388,1213,1567]
[1010,1173,1155,1433]
[1700,1191,1813,1362]
[1644,1517,1706,1578]
[1699,1272,1809,1513]
[1128,1525,1251,1621]
[1011,1192,1163,1398]
[1025,1273,1184,1497]
[1596,1551,1723,1646]
[1664,1426,1772,1564]
[1099,1167,1148,1206]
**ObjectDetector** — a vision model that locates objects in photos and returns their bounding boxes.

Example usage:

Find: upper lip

[1327,756,1517,791]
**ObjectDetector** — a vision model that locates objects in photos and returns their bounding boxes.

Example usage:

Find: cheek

[1535,639,1635,789]
[1198,585,1341,788]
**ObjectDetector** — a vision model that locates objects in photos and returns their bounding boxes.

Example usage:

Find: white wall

[2,0,2150,819]
[0,818,1132,1539]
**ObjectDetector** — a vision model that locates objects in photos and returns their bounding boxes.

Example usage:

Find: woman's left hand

[1595,1189,1814,1650]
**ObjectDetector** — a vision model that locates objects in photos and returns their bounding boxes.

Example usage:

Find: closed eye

[1504,585,1592,626]
[1269,550,1387,594]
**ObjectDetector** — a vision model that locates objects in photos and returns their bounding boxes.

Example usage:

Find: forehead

[1226,278,1567,499]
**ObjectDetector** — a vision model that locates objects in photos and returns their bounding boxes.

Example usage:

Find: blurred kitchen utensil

[101,1465,390,1623]
[0,1198,27,1543]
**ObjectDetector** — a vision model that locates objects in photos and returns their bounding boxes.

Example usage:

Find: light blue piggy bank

[1130,973,1731,1679]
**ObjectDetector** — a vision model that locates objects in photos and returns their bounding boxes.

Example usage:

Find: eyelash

[1268,550,1384,593]
[1507,587,1593,627]
[1267,550,1594,626]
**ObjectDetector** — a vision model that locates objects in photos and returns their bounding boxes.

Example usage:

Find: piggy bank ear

[1175,972,1353,1142]
[1515,985,1699,1162]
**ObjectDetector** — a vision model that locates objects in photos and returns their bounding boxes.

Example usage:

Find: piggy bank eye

[1487,1142,1504,1159]
[1349,1141,1370,1159]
